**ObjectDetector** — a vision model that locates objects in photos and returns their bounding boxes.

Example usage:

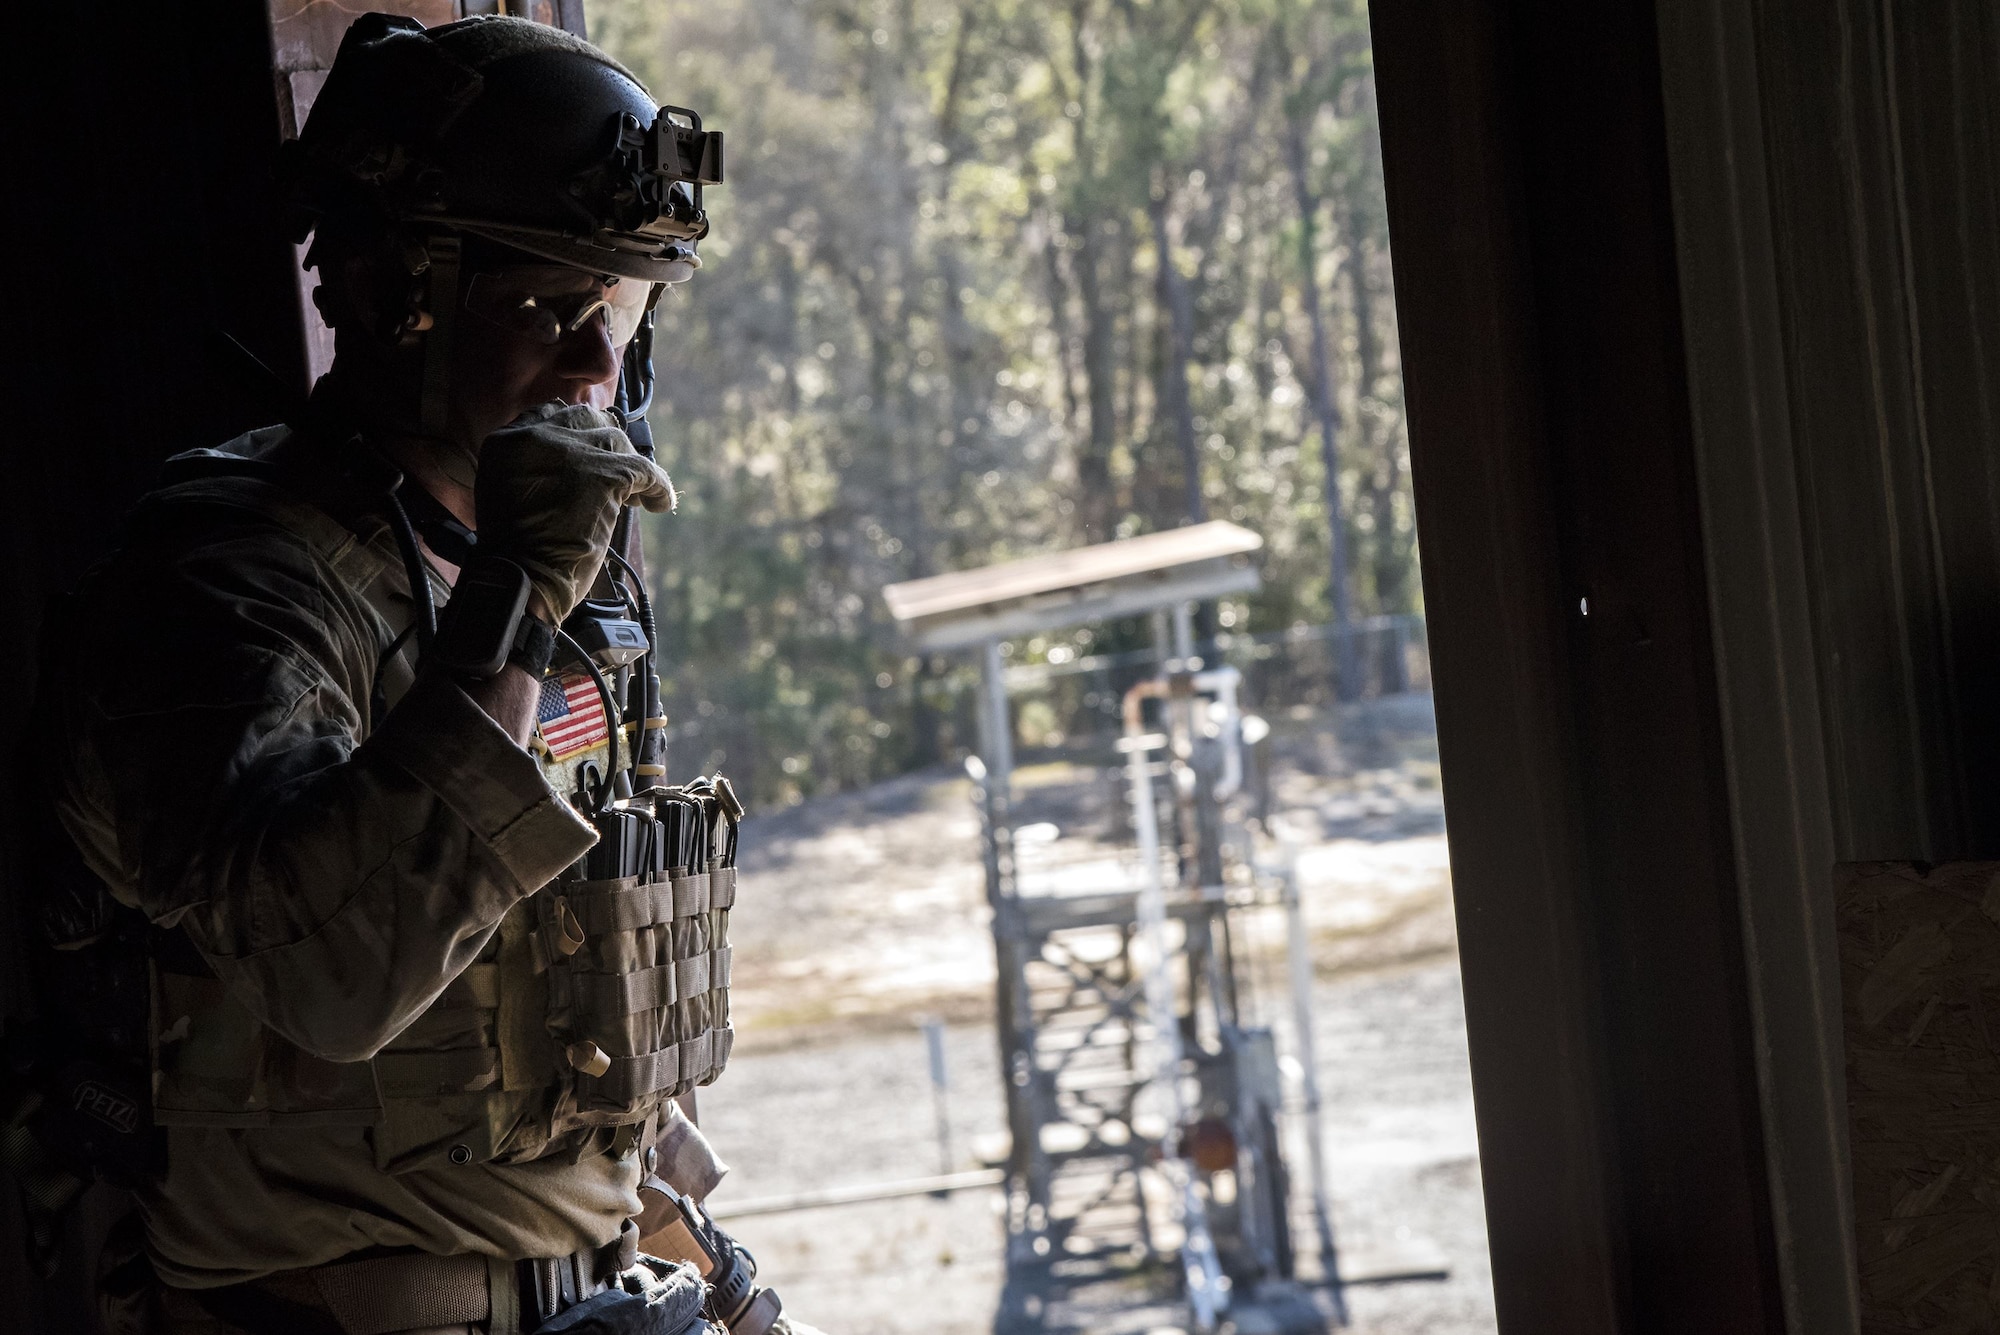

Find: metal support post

[923,1017,955,1178]
[977,637,1014,803]
[1173,600,1197,663]
[1125,720,1228,1330]
[1285,868,1348,1323]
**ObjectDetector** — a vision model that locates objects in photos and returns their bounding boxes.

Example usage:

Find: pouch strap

[592,1030,729,1102]
[673,954,710,1000]
[565,874,712,935]
[672,874,711,919]
[577,963,678,1015]
[565,874,643,895]
[572,944,731,1021]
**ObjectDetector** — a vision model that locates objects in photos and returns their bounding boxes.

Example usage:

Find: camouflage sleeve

[54,497,598,1063]
[654,1101,729,1202]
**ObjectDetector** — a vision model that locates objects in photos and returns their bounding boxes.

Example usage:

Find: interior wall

[1656,2,2000,1331]
[2,5,308,1327]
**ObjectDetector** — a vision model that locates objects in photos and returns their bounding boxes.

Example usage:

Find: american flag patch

[537,672,611,760]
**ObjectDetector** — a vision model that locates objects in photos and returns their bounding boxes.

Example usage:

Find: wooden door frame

[1369,2,1790,1329]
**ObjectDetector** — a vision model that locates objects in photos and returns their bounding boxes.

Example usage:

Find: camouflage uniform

[44,413,705,1295]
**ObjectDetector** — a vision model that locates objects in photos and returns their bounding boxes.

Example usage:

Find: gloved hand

[475,402,676,623]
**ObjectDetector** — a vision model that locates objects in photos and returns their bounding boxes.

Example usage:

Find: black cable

[605,544,660,790]
[384,487,437,653]
[605,548,656,645]
[616,309,658,454]
[554,628,619,814]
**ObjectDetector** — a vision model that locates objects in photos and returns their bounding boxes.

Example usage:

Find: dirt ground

[693,695,1496,1334]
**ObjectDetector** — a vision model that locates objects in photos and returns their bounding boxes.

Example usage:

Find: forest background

[592,0,1415,807]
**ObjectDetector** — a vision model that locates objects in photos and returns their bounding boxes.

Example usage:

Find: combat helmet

[284,12,721,282]
[280,12,723,431]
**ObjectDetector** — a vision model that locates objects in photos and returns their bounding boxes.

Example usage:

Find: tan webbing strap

[594,1024,735,1101]
[486,1254,521,1335]
[706,1027,735,1080]
[671,875,710,919]
[673,954,710,1000]
[376,1046,501,1097]
[595,1046,681,1102]
[710,946,733,989]
[309,1251,488,1335]
[678,1032,713,1082]
[571,878,673,934]
[577,964,677,1015]
[565,874,644,896]
[709,866,737,909]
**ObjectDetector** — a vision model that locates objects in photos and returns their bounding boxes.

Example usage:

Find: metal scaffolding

[886,524,1342,1333]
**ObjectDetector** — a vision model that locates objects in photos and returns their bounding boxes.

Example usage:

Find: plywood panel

[1839,860,2000,1329]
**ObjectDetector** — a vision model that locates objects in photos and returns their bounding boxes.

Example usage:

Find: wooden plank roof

[883,521,1263,649]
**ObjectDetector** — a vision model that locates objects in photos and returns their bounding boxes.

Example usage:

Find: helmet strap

[420,233,462,442]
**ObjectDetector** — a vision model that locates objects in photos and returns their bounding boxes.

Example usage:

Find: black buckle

[518,1255,564,1324]
[518,1241,621,1326]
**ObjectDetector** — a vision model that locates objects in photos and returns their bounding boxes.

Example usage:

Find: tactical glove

[475,402,676,623]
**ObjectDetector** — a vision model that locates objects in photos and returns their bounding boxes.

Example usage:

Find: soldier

[34,13,809,1335]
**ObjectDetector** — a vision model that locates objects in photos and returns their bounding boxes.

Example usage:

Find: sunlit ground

[694,694,1496,1334]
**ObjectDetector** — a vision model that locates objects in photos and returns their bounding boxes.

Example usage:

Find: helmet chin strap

[419,233,462,445]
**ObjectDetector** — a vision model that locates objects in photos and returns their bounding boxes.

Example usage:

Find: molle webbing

[573,949,730,1015]
[558,872,730,936]
[588,1028,735,1104]
[541,779,740,1124]
[144,776,744,1159]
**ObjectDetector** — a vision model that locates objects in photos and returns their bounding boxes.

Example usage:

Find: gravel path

[698,959,1494,1334]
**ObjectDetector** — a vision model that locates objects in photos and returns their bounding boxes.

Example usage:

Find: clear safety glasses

[462,267,657,348]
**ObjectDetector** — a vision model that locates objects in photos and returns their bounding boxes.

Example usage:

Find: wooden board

[881,521,1262,650]
[1840,860,2000,1328]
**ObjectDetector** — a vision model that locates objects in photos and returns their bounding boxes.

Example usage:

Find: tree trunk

[1285,102,1358,699]
[1150,191,1206,527]
[1065,2,1118,543]
[1345,123,1405,623]
[1072,214,1120,542]
[1350,231,1407,693]
[1042,224,1083,441]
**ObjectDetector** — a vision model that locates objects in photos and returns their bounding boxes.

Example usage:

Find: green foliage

[591,0,1414,807]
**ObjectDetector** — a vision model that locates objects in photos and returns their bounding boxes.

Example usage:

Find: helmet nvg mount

[281,11,723,432]
[284,11,723,283]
